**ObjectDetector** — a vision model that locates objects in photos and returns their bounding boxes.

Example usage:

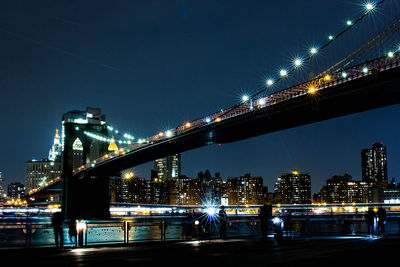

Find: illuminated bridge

[28,1,400,218]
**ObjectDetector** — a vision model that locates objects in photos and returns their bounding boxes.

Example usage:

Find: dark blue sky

[1,0,399,192]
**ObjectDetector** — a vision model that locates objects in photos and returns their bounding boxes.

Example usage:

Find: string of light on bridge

[71,0,400,176]
[240,1,384,103]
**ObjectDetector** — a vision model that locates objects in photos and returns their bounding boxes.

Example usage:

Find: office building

[166,176,201,205]
[227,174,264,205]
[25,159,62,193]
[198,170,224,205]
[154,154,181,181]
[320,172,369,203]
[0,171,4,199]
[7,182,25,199]
[277,171,311,204]
[361,142,388,186]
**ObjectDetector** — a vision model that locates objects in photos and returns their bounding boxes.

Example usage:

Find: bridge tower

[61,107,111,219]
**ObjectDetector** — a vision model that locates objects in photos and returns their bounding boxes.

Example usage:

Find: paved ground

[1,236,398,266]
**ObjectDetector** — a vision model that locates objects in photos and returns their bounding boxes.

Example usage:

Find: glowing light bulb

[342,72,348,78]
[205,118,211,123]
[363,67,368,73]
[165,130,172,137]
[366,3,374,10]
[294,58,302,66]
[388,51,394,58]
[324,75,331,81]
[308,87,316,94]
[266,79,274,86]
[185,122,191,128]
[328,35,334,40]
[242,95,249,102]
[310,47,318,54]
[346,20,352,26]
[280,69,287,77]
[258,98,266,105]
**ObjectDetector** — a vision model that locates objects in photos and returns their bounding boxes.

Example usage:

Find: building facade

[320,172,369,203]
[154,154,181,181]
[25,159,62,193]
[7,182,26,199]
[361,142,388,186]
[0,171,4,200]
[277,171,311,204]
[227,174,263,205]
[166,176,201,205]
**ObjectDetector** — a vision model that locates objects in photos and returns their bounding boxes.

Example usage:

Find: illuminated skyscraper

[154,154,181,181]
[278,170,311,204]
[227,174,264,205]
[25,129,63,192]
[361,142,388,186]
[48,129,62,161]
[0,171,4,199]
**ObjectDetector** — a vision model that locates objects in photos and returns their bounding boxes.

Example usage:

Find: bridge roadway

[1,236,399,266]
[78,56,400,176]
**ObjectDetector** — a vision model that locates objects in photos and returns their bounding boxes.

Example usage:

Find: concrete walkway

[1,236,398,266]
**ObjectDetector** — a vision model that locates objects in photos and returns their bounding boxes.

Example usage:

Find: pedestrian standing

[377,207,387,237]
[52,212,64,249]
[219,206,228,239]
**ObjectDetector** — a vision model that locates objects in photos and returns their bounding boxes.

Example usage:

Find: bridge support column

[63,172,110,219]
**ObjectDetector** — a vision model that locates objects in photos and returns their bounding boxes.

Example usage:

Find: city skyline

[1,0,400,194]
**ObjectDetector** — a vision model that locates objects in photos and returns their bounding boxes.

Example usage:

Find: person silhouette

[68,218,78,247]
[366,208,376,237]
[218,206,228,239]
[377,207,386,237]
[52,212,64,249]
[259,204,271,239]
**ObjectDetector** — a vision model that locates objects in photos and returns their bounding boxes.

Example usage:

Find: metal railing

[1,213,400,248]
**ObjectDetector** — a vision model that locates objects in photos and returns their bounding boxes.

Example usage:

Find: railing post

[123,221,129,244]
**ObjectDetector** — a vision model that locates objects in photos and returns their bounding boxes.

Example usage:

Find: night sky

[1,0,400,193]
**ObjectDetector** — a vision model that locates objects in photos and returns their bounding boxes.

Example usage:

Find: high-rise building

[361,142,388,186]
[48,129,62,161]
[227,174,264,205]
[277,171,311,204]
[25,129,63,193]
[0,171,4,199]
[25,159,62,193]
[199,170,224,205]
[165,176,201,205]
[126,176,147,204]
[320,172,369,203]
[154,154,181,181]
[7,182,25,199]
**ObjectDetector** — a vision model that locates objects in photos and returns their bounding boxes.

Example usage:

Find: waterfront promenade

[1,236,398,266]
